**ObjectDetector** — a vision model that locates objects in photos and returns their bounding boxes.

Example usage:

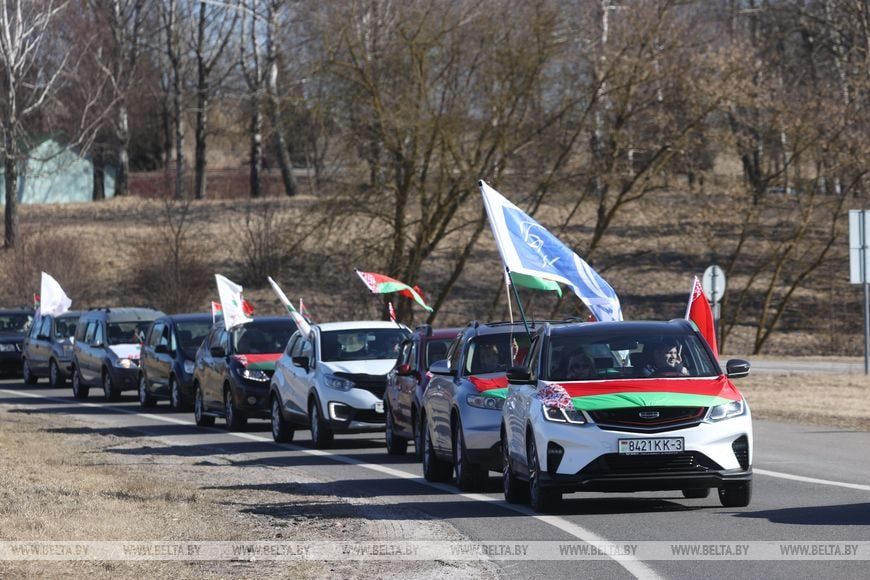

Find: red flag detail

[388,302,397,322]
[242,299,255,317]
[686,276,719,358]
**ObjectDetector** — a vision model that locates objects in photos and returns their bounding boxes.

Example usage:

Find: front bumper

[107,366,139,391]
[323,387,385,433]
[230,379,271,419]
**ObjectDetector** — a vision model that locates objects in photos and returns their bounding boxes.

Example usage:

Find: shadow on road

[735,502,870,526]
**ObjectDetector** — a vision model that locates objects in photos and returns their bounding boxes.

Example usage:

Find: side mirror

[725,359,750,379]
[506,365,532,385]
[396,363,420,379]
[210,345,226,357]
[292,355,310,372]
[428,359,451,376]
[155,344,170,355]
[92,340,104,348]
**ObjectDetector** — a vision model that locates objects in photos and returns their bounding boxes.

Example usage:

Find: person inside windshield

[643,341,690,377]
[474,343,503,373]
[565,353,596,380]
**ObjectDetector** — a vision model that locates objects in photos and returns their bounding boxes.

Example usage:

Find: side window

[159,325,170,349]
[39,317,52,338]
[289,336,303,357]
[94,323,105,346]
[147,323,163,348]
[407,342,419,371]
[527,335,542,382]
[448,336,463,372]
[169,325,178,353]
[299,337,313,359]
[84,321,97,344]
[207,329,221,350]
[220,330,231,353]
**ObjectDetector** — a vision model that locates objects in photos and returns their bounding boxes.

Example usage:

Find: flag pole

[684,276,697,320]
[506,267,533,340]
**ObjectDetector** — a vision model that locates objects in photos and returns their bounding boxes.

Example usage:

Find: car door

[151,323,174,395]
[78,320,102,385]
[202,328,229,410]
[427,336,464,453]
[284,332,314,420]
[392,339,418,431]
[30,316,52,373]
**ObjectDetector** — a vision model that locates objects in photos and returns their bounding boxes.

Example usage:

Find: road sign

[702,265,726,304]
[849,210,870,284]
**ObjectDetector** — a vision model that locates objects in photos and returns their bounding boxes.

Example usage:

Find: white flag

[215,274,253,330]
[39,272,72,316]
[267,276,312,336]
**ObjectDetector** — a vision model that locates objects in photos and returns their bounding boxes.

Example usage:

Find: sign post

[848,210,870,375]
[702,265,726,349]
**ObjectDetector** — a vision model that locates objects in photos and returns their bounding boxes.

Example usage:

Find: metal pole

[505,269,533,341]
[864,282,869,375]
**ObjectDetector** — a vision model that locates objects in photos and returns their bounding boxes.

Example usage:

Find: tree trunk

[271,106,297,197]
[115,102,130,197]
[3,136,18,248]
[194,88,208,200]
[92,146,106,201]
[173,84,185,199]
[249,98,263,199]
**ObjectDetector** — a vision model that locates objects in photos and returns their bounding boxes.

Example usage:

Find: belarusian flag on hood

[355,269,433,312]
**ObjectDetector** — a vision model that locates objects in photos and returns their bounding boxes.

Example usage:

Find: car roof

[466,319,568,337]
[418,327,461,340]
[547,319,695,337]
[55,310,83,319]
[158,313,214,323]
[317,320,410,332]
[81,307,165,322]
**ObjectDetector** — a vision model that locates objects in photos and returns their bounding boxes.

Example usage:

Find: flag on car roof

[39,272,72,317]
[480,181,622,322]
[509,271,562,296]
[685,276,719,359]
[215,274,253,330]
[354,269,433,312]
[267,276,312,336]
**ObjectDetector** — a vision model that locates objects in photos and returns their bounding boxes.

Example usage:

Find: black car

[193,317,297,430]
[138,313,215,410]
[21,311,81,386]
[71,307,165,401]
[0,309,35,377]
[383,324,459,457]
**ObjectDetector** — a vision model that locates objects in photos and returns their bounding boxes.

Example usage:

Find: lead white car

[500,320,753,513]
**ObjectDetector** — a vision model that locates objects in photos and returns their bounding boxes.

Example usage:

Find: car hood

[540,376,744,410]
[321,359,396,376]
[110,344,141,360]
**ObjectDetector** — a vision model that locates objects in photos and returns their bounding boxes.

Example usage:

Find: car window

[55,318,76,340]
[107,322,147,345]
[466,333,531,374]
[83,321,97,344]
[175,321,211,351]
[94,323,105,346]
[147,323,163,348]
[320,328,408,362]
[0,313,32,333]
[39,316,52,338]
[424,339,451,369]
[232,322,295,355]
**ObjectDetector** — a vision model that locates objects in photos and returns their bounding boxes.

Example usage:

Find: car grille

[590,406,706,433]
[353,409,387,424]
[579,452,723,476]
[334,372,387,399]
[732,435,749,470]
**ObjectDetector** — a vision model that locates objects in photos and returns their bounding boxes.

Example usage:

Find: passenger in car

[643,341,690,377]
[565,353,596,380]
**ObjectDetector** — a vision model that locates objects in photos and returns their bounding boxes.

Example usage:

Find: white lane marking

[754,468,870,492]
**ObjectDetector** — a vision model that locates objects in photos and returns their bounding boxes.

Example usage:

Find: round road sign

[702,265,726,303]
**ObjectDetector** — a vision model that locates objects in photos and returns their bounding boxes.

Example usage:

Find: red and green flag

[355,269,433,312]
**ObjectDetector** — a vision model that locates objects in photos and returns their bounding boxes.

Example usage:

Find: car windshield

[0,313,32,334]
[543,330,719,381]
[232,322,295,355]
[107,322,151,345]
[466,333,531,374]
[425,339,452,368]
[54,317,77,339]
[320,328,408,362]
[176,321,211,351]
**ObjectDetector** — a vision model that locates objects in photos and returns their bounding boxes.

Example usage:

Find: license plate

[618,437,684,455]
[374,401,384,413]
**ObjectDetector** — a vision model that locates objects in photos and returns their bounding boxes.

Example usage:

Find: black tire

[422,417,452,483]
[682,488,711,499]
[385,401,409,456]
[453,418,487,491]
[71,368,89,400]
[718,481,752,507]
[502,429,529,504]
[22,359,38,385]
[138,374,157,408]
[308,398,334,449]
[528,434,561,513]
[49,359,63,387]
[194,385,215,426]
[271,395,294,443]
[102,372,120,402]
[412,408,423,461]
[224,387,247,431]
[169,376,185,411]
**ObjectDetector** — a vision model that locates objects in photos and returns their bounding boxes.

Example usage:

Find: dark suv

[138,313,214,410]
[383,324,459,457]
[71,307,165,401]
[21,311,81,386]
[0,309,35,377]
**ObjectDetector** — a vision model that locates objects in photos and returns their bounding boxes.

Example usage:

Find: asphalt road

[1,378,868,579]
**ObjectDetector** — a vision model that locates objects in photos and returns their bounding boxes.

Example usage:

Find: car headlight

[240,368,270,382]
[183,360,195,375]
[0,344,17,352]
[62,344,73,354]
[466,395,504,410]
[541,405,586,424]
[114,358,137,369]
[707,399,746,422]
[324,374,354,391]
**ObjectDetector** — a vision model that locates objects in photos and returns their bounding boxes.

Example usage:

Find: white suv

[269,320,410,448]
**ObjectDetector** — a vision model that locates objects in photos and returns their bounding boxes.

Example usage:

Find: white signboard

[849,210,870,284]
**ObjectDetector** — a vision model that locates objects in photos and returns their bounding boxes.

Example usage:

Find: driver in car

[643,341,690,377]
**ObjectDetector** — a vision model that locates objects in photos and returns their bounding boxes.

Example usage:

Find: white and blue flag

[480,180,623,322]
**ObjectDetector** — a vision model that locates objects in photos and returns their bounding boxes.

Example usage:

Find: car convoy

[9,306,754,513]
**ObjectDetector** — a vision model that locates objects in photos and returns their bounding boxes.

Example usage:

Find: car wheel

[308,398,334,449]
[169,377,185,411]
[194,385,215,426]
[138,374,157,408]
[682,488,711,499]
[502,429,529,504]
[271,395,294,443]
[224,387,247,431]
[422,417,452,483]
[49,360,63,387]
[384,401,409,456]
[718,481,752,508]
[528,433,561,513]
[453,418,486,491]
[72,368,89,400]
[22,359,38,385]
[412,408,423,461]
[103,372,120,402]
